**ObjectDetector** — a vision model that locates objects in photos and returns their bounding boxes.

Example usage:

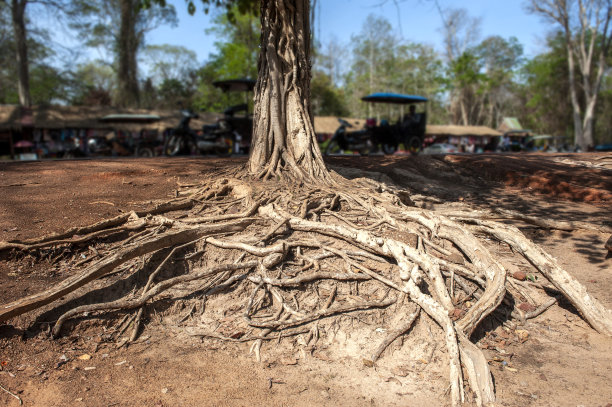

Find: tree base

[1,169,611,406]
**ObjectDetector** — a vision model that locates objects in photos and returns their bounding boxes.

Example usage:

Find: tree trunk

[582,100,596,149]
[368,32,374,119]
[581,47,609,150]
[11,0,31,107]
[566,39,584,149]
[116,0,140,107]
[247,0,330,182]
[459,98,469,126]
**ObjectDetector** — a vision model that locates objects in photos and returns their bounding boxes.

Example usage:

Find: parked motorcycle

[163,110,233,156]
[87,132,154,157]
[325,118,373,156]
[211,78,256,154]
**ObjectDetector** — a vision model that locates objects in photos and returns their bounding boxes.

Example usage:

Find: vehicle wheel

[405,136,422,154]
[215,136,233,157]
[359,139,373,156]
[381,143,397,155]
[164,135,185,156]
[136,146,154,157]
[325,139,341,155]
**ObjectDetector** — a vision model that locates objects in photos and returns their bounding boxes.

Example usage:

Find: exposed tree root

[1,171,611,407]
[370,304,420,363]
[440,207,612,234]
[0,382,23,406]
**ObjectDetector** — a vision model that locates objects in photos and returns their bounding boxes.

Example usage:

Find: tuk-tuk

[164,79,255,157]
[208,78,255,154]
[361,92,428,154]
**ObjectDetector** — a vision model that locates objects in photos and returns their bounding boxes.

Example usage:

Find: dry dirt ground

[0,153,611,407]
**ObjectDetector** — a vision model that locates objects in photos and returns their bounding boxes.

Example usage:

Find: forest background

[1,0,612,147]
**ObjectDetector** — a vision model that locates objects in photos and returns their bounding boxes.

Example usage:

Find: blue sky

[146,0,552,65]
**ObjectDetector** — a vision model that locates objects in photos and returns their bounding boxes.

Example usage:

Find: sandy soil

[1,153,611,407]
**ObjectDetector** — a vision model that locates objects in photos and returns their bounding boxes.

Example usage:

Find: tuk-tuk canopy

[361,93,428,104]
[213,78,256,92]
[100,114,161,123]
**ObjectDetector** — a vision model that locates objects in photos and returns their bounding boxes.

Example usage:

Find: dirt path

[1,154,611,407]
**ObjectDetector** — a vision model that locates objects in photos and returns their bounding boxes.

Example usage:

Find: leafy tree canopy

[194,5,259,112]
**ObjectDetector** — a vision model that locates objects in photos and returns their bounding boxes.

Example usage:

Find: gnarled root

[1,173,611,407]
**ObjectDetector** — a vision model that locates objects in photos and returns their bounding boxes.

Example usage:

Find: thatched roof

[0,106,501,138]
[426,125,501,137]
[0,105,21,130]
[313,116,366,134]
[312,117,501,138]
[0,105,220,132]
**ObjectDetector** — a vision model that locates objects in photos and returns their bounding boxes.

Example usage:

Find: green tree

[345,14,397,119]
[0,2,69,105]
[1,0,68,106]
[310,36,350,117]
[527,0,612,149]
[194,6,259,112]
[316,35,347,87]
[9,0,31,106]
[594,72,612,145]
[436,6,483,125]
[474,36,523,127]
[445,50,486,125]
[66,61,115,106]
[344,15,445,122]
[391,42,446,123]
[518,33,573,141]
[142,44,198,85]
[68,0,178,107]
[140,44,199,108]
[310,71,349,116]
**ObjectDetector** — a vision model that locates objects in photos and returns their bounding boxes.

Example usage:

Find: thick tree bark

[11,0,31,107]
[529,0,611,150]
[459,98,468,126]
[116,0,140,107]
[247,0,330,182]
[565,31,585,149]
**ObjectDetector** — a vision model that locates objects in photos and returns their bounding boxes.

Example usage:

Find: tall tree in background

[436,6,482,125]
[310,35,350,116]
[143,44,198,85]
[594,55,612,143]
[445,49,486,125]
[474,36,523,128]
[195,6,259,112]
[519,33,574,139]
[10,0,31,106]
[2,0,68,106]
[0,4,16,102]
[142,44,198,108]
[345,15,397,119]
[117,0,140,107]
[1,1,70,105]
[309,70,350,116]
[438,7,481,62]
[344,14,445,122]
[527,0,612,149]
[69,0,177,107]
[67,61,116,106]
[392,42,445,123]
[317,35,346,87]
